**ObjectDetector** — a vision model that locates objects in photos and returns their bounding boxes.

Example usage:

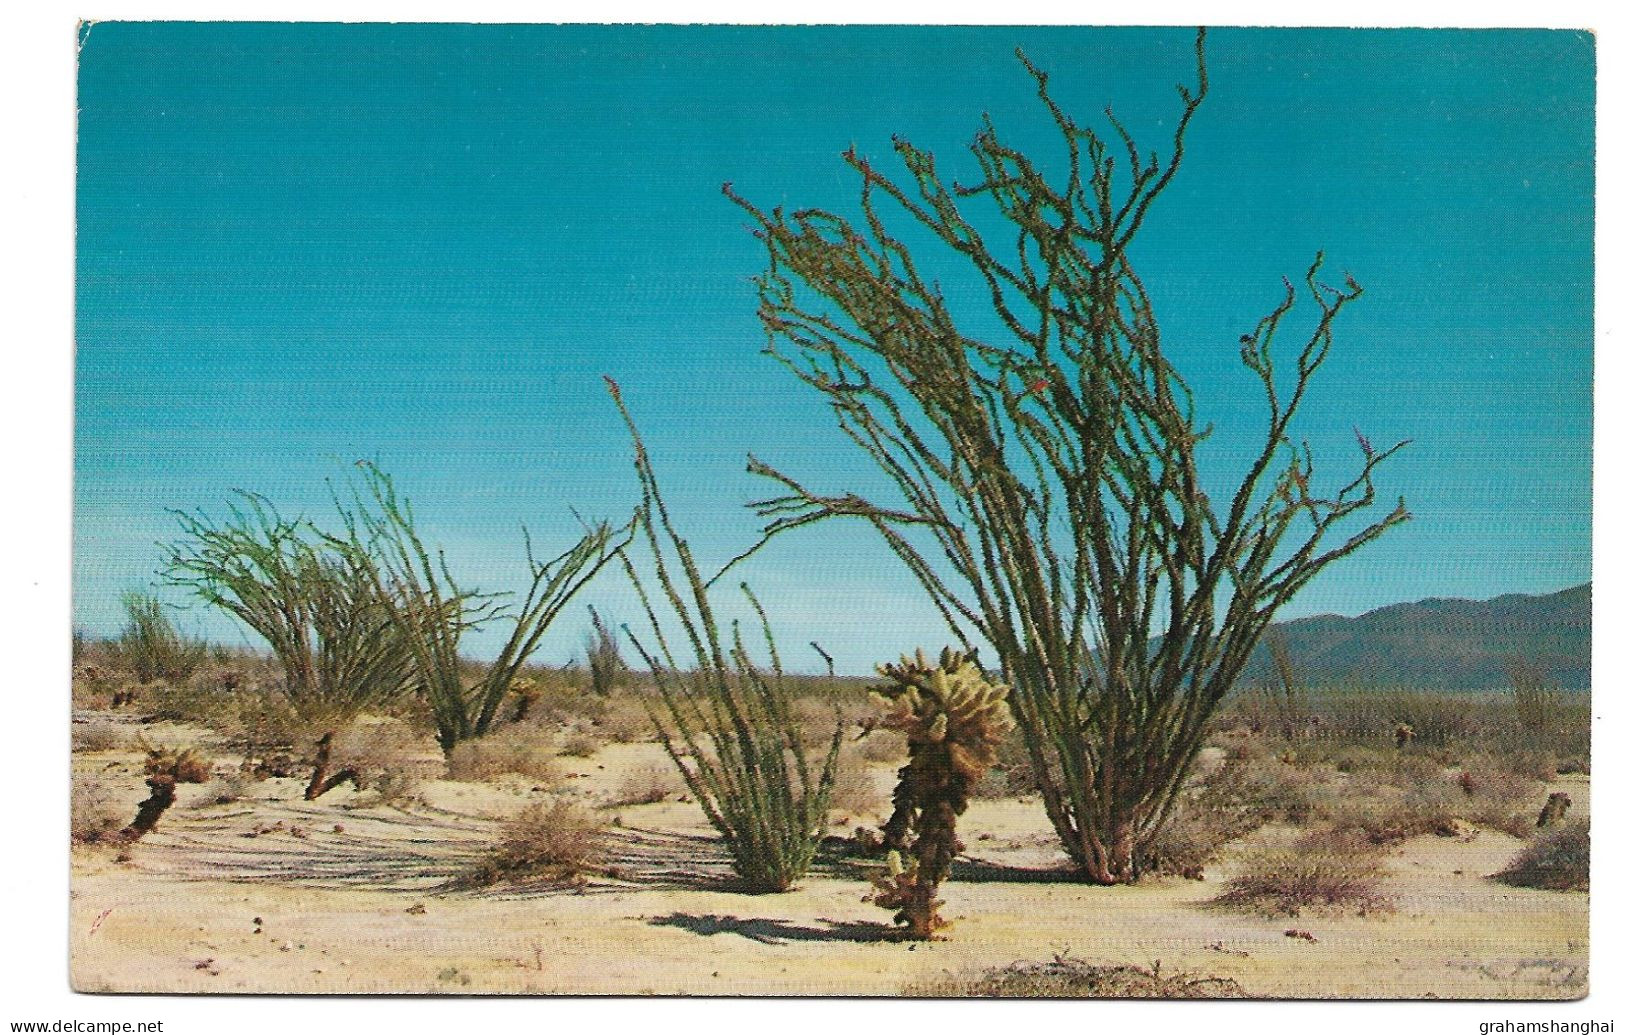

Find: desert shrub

[851,728,908,766]
[1455,762,1542,837]
[1142,796,1258,879]
[72,720,134,754]
[1214,828,1393,916]
[71,773,125,845]
[194,771,258,806]
[110,592,208,684]
[1495,820,1588,892]
[328,720,441,800]
[905,954,1245,998]
[468,800,607,885]
[144,745,213,784]
[557,728,600,758]
[826,756,888,819]
[445,724,559,784]
[584,605,625,696]
[609,763,677,806]
[596,697,656,743]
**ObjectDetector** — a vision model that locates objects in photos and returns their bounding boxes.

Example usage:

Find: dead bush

[905,954,1245,998]
[1214,828,1393,917]
[71,773,125,845]
[1495,819,1588,892]
[144,745,213,784]
[445,725,560,784]
[596,699,656,744]
[826,757,888,819]
[72,720,134,754]
[468,800,607,885]
[557,728,601,758]
[609,763,677,806]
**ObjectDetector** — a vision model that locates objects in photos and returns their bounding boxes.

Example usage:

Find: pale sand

[69,726,1587,998]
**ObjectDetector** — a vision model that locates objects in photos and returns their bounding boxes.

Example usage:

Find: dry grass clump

[557,728,601,758]
[194,771,259,807]
[445,725,560,784]
[905,954,1246,998]
[825,757,888,820]
[71,773,126,845]
[1496,820,1589,892]
[851,728,908,765]
[1214,828,1393,917]
[468,800,607,885]
[329,720,441,803]
[608,763,677,806]
[595,698,656,744]
[72,720,135,754]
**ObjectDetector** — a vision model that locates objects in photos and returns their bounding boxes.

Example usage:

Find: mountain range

[1239,583,1591,691]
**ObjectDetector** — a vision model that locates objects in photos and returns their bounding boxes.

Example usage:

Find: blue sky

[74,24,1594,673]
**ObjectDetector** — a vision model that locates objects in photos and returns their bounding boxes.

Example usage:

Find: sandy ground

[69,717,1588,998]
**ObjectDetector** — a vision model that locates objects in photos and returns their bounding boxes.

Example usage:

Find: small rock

[1284,929,1318,944]
[406,903,427,915]
[333,824,344,834]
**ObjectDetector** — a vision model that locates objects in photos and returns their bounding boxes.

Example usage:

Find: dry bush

[557,728,601,758]
[609,763,677,806]
[71,773,125,845]
[468,800,607,885]
[1495,819,1588,892]
[330,720,441,802]
[194,771,258,806]
[790,698,843,751]
[1214,828,1393,917]
[595,696,656,743]
[1455,762,1542,837]
[826,757,888,819]
[1142,797,1257,880]
[145,745,213,783]
[851,728,908,765]
[72,720,134,754]
[905,954,1245,998]
[445,725,559,784]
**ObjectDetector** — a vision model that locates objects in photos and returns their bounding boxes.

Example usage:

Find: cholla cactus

[868,648,1012,938]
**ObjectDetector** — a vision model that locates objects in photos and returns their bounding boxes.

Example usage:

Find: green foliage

[610,378,841,893]
[726,31,1408,883]
[167,494,416,726]
[332,463,629,756]
[112,592,208,684]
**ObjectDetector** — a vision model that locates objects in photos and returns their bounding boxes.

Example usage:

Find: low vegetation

[467,800,608,886]
[1496,820,1589,892]
[906,954,1246,998]
[1214,828,1394,917]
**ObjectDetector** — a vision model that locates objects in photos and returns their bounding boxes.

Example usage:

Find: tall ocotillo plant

[333,462,629,755]
[868,648,1012,938]
[726,31,1408,882]
[608,377,841,893]
[167,494,416,727]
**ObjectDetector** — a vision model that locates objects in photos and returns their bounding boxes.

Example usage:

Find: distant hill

[1239,584,1590,691]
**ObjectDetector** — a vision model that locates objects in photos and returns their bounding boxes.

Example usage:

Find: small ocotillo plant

[868,648,1012,938]
[1508,655,1561,737]
[609,377,842,893]
[333,462,630,756]
[584,605,624,697]
[113,591,208,684]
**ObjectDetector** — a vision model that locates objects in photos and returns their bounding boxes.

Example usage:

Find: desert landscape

[68,22,1593,1002]
[70,627,1589,998]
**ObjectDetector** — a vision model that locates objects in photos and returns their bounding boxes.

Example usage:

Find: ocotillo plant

[867,648,1011,938]
[726,30,1408,882]
[584,605,624,697]
[112,592,208,685]
[333,462,629,756]
[608,377,841,893]
[167,494,417,727]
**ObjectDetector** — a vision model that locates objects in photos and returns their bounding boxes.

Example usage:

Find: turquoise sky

[75,24,1594,674]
